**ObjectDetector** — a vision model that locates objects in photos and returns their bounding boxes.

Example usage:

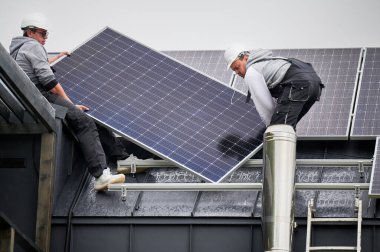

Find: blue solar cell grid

[351,48,380,138]
[53,28,265,182]
[369,137,380,197]
[164,50,248,93]
[163,50,233,85]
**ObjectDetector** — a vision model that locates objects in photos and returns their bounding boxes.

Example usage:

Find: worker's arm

[50,83,89,111]
[244,67,275,125]
[25,44,88,111]
[48,51,70,64]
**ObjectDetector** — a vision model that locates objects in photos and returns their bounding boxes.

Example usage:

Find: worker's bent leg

[270,81,322,129]
[45,93,107,178]
[96,124,128,160]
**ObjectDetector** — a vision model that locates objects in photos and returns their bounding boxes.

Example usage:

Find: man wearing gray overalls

[224,44,324,129]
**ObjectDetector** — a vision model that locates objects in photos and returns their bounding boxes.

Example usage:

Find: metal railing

[108,182,369,201]
[118,158,372,169]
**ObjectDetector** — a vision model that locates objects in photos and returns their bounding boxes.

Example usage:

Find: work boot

[94,168,125,191]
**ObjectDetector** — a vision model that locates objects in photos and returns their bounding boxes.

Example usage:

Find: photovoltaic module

[53,27,265,182]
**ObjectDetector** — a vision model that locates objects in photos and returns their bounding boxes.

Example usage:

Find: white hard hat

[21,12,49,30]
[224,44,250,70]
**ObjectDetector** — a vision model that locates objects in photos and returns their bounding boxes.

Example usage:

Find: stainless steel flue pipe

[262,125,297,252]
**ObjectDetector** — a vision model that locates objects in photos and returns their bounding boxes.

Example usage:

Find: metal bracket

[355,186,361,199]
[354,185,361,212]
[121,187,127,201]
[355,197,360,212]
[358,162,364,179]
[130,154,137,174]
[309,199,316,215]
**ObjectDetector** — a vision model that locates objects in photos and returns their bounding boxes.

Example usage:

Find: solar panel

[53,27,265,183]
[234,48,362,138]
[163,50,249,94]
[351,48,380,138]
[163,50,250,95]
[369,137,380,197]
[162,50,233,85]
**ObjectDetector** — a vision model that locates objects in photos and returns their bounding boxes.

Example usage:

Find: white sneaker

[94,168,125,191]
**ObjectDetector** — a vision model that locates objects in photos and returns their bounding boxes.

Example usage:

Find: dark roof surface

[53,164,374,218]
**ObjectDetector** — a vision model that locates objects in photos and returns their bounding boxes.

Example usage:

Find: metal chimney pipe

[262,124,297,252]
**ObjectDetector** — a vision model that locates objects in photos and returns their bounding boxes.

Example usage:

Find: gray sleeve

[25,43,58,90]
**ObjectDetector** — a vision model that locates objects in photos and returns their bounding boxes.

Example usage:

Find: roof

[53,140,376,218]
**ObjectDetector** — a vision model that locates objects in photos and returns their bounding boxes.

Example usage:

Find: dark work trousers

[96,124,128,161]
[44,92,109,178]
[267,58,324,129]
[269,80,323,129]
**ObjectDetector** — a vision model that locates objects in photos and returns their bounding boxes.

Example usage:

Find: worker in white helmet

[17,12,69,64]
[224,44,324,129]
[10,12,127,191]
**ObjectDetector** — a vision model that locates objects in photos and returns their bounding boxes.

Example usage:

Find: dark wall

[0,119,81,251]
[0,134,40,241]
[50,218,380,252]
[51,219,260,252]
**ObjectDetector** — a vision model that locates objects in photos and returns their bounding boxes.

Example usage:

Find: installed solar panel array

[163,50,232,85]
[351,48,380,138]
[369,137,380,197]
[163,50,248,94]
[164,50,248,94]
[234,48,362,138]
[53,28,265,183]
